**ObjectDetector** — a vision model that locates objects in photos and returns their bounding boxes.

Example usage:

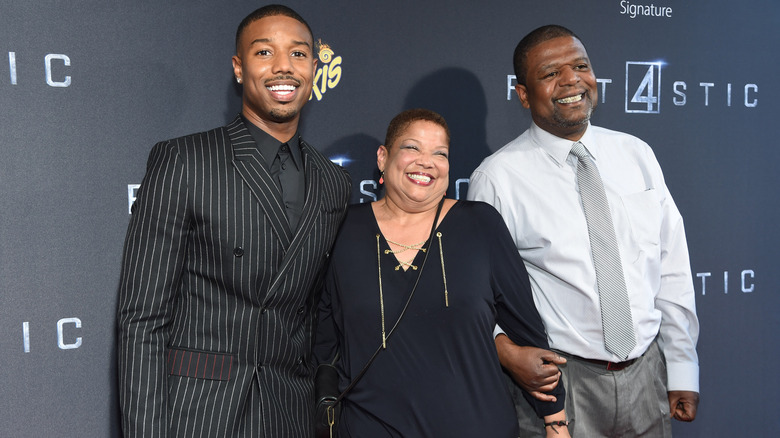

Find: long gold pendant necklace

[376,234,388,348]
[376,230,450,349]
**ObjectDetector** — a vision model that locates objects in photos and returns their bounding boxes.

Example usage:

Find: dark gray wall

[1,1,777,435]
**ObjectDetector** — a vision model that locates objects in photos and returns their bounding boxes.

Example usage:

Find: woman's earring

[378,171,384,185]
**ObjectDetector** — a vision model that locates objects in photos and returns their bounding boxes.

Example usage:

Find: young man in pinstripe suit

[116,5,351,437]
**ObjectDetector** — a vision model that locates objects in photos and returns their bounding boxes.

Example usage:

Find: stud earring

[236,77,242,84]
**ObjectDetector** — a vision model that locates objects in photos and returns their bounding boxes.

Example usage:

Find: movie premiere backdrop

[1,0,777,436]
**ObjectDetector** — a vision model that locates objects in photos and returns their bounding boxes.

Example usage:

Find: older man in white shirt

[469,25,699,437]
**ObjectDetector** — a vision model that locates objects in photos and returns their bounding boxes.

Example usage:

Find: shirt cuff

[493,324,506,339]
[666,360,699,393]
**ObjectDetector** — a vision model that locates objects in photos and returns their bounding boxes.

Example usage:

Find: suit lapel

[286,140,323,257]
[266,140,323,294]
[228,118,329,301]
[228,116,293,247]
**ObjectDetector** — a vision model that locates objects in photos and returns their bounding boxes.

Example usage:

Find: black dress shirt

[242,115,305,230]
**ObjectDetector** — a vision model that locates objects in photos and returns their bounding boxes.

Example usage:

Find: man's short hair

[384,108,451,148]
[513,25,582,86]
[235,4,315,54]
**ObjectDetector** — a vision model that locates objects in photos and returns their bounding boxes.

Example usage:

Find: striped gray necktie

[570,142,636,360]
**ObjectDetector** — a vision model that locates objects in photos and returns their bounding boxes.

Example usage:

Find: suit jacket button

[296,306,305,314]
[261,306,267,314]
[233,247,244,257]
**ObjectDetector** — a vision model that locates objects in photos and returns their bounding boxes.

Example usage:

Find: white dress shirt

[469,122,699,392]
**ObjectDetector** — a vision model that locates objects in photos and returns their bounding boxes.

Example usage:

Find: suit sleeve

[312,263,340,366]
[116,142,190,437]
[481,204,566,417]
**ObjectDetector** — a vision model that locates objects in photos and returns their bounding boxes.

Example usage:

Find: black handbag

[314,359,341,438]
[313,197,445,438]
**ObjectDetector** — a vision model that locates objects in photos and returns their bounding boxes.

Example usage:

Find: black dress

[314,201,564,437]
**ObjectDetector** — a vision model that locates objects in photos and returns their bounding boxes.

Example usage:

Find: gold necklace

[375,229,451,349]
[384,237,427,270]
[384,238,427,253]
[437,232,449,307]
[376,234,387,349]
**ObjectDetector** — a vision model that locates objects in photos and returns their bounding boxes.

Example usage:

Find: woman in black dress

[315,109,570,437]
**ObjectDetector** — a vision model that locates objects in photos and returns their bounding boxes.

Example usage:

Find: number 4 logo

[625,61,662,114]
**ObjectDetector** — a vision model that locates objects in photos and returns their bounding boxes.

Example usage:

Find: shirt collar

[284,134,303,171]
[529,121,595,166]
[241,114,303,170]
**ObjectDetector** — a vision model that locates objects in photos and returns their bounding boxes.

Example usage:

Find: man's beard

[268,107,300,123]
[552,94,594,128]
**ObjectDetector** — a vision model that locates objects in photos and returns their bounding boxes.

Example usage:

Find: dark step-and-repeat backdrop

[2,1,777,436]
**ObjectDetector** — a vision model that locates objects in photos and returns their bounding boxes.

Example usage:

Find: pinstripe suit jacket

[117,115,350,437]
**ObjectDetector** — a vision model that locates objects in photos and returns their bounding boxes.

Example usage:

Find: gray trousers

[509,340,672,438]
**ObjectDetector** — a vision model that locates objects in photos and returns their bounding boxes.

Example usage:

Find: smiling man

[468,25,700,437]
[116,5,350,437]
